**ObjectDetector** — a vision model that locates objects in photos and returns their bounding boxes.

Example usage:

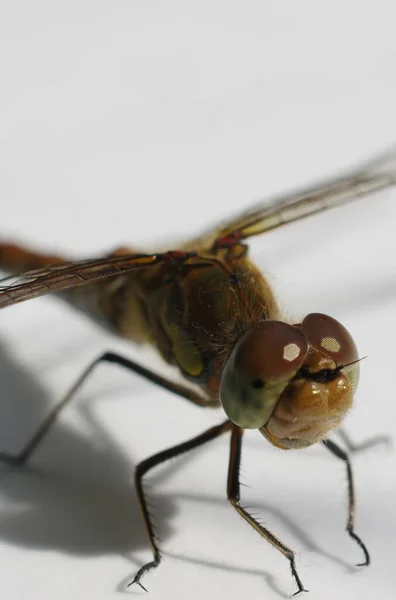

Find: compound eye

[301,313,358,366]
[233,320,309,383]
[220,320,309,429]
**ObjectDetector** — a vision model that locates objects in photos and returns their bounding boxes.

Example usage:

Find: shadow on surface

[175,490,359,573]
[0,341,369,597]
[0,341,175,559]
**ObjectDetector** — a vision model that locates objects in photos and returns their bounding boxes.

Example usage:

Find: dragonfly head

[219,313,359,449]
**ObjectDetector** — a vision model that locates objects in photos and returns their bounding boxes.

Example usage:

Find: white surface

[0,2,396,599]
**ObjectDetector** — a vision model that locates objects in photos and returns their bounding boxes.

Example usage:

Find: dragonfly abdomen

[0,242,66,273]
[0,242,151,341]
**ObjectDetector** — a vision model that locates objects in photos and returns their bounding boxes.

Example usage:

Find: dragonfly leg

[227,428,308,596]
[335,427,391,454]
[0,351,219,466]
[322,439,370,566]
[129,420,232,591]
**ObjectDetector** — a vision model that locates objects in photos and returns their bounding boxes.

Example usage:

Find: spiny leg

[335,427,390,454]
[129,420,232,591]
[0,351,219,466]
[322,439,369,566]
[227,428,307,596]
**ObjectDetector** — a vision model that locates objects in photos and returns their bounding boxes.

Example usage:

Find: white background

[1,2,396,599]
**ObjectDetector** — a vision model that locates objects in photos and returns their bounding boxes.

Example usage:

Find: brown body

[1,151,393,594]
[0,241,278,398]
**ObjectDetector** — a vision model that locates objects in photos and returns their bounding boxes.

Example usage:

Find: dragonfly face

[220,313,360,449]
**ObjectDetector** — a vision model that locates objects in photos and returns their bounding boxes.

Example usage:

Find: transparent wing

[0,252,161,309]
[199,148,396,249]
[2,148,396,310]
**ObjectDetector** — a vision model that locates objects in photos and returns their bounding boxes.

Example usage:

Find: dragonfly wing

[202,148,396,249]
[0,252,160,309]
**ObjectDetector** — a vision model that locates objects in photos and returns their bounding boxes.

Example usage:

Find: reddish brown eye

[301,313,358,366]
[233,321,309,383]
[220,320,310,428]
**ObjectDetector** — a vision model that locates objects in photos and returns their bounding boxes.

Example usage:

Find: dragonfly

[0,149,395,595]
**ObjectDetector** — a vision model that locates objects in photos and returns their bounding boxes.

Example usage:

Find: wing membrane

[0,253,159,309]
[2,148,396,310]
[205,148,396,248]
